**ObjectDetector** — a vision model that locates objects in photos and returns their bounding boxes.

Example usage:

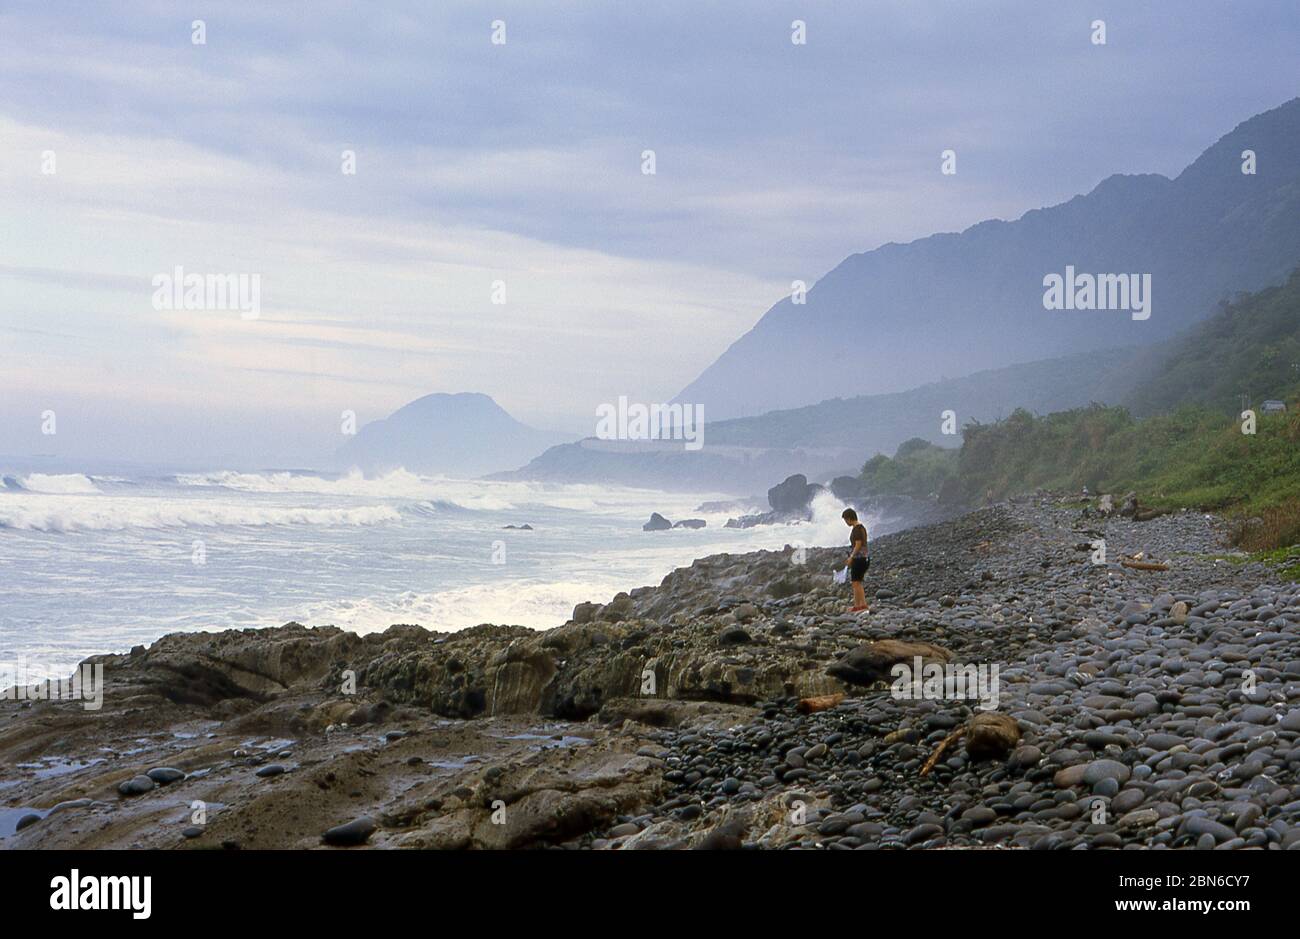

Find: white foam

[17,473,100,494]
[296,579,627,635]
[175,468,728,517]
[806,488,879,546]
[0,494,400,532]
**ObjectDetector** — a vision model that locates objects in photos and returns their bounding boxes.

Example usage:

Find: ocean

[0,468,876,680]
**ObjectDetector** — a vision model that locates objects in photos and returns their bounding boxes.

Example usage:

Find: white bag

[833,566,848,585]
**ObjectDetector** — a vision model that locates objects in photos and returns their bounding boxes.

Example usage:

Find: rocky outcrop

[643,512,672,531]
[767,473,824,515]
[84,623,362,708]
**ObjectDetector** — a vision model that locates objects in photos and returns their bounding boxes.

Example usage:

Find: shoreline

[3,497,1299,849]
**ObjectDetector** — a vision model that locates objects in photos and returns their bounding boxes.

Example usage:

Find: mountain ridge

[675,97,1300,419]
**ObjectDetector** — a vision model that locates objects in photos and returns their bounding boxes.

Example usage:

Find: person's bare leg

[852,581,869,611]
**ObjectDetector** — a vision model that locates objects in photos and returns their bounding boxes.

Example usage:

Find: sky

[1,0,1297,467]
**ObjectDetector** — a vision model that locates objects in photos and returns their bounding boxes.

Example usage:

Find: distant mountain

[335,393,574,477]
[677,97,1300,419]
[497,344,1152,492]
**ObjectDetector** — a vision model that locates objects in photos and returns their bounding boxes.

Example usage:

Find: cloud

[1,0,1297,462]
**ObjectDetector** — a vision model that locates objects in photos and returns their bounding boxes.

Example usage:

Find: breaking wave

[8,473,101,494]
[174,468,718,516]
[0,495,400,533]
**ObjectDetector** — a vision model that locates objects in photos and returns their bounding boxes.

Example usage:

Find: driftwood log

[796,693,845,714]
[826,639,954,687]
[919,727,965,776]
[1121,559,1170,571]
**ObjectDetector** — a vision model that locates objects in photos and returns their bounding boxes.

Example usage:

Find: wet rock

[323,817,377,847]
[117,775,157,796]
[15,813,42,832]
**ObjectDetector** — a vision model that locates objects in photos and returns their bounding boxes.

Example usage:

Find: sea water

[0,468,881,679]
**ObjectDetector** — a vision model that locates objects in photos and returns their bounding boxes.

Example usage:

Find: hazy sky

[2,0,1297,466]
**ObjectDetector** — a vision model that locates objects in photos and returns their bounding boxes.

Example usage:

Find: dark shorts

[850,556,870,582]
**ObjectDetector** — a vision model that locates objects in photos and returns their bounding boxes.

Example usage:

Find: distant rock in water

[672,518,706,529]
[503,524,534,530]
[767,474,824,515]
[334,392,573,477]
[643,513,672,531]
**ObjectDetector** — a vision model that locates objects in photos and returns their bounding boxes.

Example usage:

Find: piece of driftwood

[920,727,965,776]
[1121,559,1169,571]
[796,693,845,714]
[826,639,954,687]
[1134,509,1169,522]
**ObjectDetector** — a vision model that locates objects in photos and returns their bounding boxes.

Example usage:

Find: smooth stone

[1185,816,1235,843]
[1054,764,1089,788]
[1082,759,1131,786]
[1112,789,1146,814]
[1118,809,1160,829]
[322,817,377,847]
[48,798,93,816]
[1239,705,1275,725]
[15,813,42,832]
[117,775,156,796]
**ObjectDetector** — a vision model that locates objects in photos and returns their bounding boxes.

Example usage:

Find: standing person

[842,508,870,613]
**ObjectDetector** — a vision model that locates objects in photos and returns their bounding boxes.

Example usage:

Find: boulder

[643,513,672,531]
[672,518,706,529]
[767,474,824,515]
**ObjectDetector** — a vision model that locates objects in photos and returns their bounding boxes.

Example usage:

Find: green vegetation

[856,266,1300,551]
[859,437,958,498]
[1129,267,1300,417]
[955,404,1300,512]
